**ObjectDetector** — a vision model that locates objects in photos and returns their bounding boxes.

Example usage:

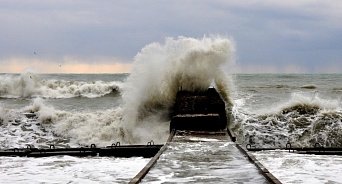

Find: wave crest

[232,93,342,148]
[0,72,121,98]
[300,84,317,89]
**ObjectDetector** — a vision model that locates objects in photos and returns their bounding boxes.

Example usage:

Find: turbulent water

[2,74,342,149]
[1,36,342,183]
[231,74,342,148]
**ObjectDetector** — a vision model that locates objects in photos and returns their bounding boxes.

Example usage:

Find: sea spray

[215,69,234,107]
[122,36,235,124]
[19,71,39,97]
[0,72,39,98]
[120,36,235,142]
[214,69,235,125]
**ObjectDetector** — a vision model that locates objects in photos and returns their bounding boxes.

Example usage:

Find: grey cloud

[0,1,341,72]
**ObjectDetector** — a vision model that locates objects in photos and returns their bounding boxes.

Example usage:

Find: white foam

[188,137,221,142]
[0,72,122,99]
[253,150,342,184]
[0,156,149,183]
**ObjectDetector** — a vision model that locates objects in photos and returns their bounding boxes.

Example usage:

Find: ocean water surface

[1,37,342,183]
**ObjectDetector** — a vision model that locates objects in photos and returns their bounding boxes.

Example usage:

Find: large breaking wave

[120,36,235,143]
[122,36,235,125]
[0,36,236,147]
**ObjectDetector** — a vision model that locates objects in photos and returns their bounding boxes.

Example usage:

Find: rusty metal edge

[236,144,282,184]
[129,129,176,184]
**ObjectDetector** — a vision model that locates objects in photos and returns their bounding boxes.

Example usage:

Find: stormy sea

[1,37,342,183]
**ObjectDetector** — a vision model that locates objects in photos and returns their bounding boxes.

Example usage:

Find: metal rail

[129,129,176,184]
[0,142,163,158]
[236,144,282,184]
[245,143,342,155]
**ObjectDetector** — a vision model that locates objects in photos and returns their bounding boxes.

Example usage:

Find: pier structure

[130,87,281,184]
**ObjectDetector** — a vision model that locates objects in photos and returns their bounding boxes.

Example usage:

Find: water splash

[0,36,236,147]
[122,36,235,125]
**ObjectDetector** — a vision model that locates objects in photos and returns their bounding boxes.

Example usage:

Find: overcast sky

[1,0,341,73]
